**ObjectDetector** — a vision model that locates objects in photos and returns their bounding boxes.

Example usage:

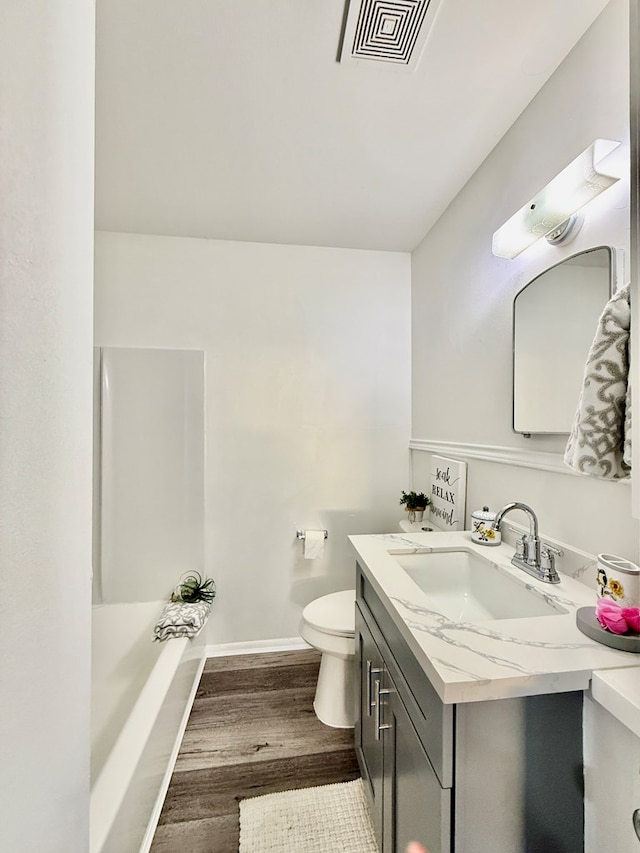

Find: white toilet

[299,520,443,728]
[300,589,356,729]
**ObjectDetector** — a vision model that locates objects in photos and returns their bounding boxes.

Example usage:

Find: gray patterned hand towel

[564,283,631,479]
[153,600,211,641]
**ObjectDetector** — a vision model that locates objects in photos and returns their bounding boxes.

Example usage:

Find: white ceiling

[94,0,612,252]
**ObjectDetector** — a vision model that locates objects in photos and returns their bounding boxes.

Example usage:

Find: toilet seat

[301,590,355,638]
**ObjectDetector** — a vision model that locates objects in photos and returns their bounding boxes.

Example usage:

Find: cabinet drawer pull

[374,678,393,740]
[366,662,383,716]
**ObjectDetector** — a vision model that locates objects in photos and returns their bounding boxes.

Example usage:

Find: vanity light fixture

[492,139,621,259]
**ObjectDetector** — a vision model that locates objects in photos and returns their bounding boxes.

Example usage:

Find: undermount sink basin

[392,549,566,622]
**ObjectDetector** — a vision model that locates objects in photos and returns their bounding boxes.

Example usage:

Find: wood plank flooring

[150,649,360,853]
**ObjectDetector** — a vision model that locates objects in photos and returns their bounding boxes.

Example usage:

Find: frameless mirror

[513,246,618,435]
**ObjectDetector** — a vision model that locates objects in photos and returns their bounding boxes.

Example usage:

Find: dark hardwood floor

[150,648,360,853]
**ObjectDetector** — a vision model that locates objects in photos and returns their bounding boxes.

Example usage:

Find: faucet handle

[541,543,564,559]
[540,543,562,582]
[514,535,526,559]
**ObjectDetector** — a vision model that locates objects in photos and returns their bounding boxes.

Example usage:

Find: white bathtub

[90,601,205,853]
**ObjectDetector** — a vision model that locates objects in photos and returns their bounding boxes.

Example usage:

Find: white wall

[584,695,640,850]
[411,0,638,560]
[0,3,94,852]
[94,232,411,643]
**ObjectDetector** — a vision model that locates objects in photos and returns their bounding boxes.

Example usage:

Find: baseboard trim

[205,637,310,658]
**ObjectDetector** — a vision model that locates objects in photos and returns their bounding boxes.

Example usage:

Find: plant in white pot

[399,490,430,523]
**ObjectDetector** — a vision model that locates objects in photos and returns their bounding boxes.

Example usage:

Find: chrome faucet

[492,502,561,584]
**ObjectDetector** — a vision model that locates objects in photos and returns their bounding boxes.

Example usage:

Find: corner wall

[0,3,95,851]
[94,232,411,643]
[411,0,638,559]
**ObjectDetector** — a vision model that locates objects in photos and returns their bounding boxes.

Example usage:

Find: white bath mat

[239,778,378,853]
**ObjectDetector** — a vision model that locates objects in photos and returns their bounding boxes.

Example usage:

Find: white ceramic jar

[597,554,640,608]
[471,506,501,546]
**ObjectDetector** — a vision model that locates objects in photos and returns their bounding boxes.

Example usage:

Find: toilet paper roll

[303,529,326,560]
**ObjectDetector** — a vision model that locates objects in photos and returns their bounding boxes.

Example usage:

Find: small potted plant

[171,572,216,604]
[399,490,430,523]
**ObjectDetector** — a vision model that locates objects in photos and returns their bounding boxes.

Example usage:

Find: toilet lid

[302,590,355,638]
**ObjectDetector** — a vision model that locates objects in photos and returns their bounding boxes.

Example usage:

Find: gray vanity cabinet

[355,599,452,853]
[382,678,451,853]
[355,565,584,853]
[356,608,385,843]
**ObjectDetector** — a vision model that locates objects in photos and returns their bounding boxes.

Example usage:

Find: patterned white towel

[153,600,211,641]
[564,283,631,479]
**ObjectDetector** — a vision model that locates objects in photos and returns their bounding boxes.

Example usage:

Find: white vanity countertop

[350,531,640,705]
[591,668,640,738]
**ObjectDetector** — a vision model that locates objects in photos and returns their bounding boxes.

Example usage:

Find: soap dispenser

[471,506,501,546]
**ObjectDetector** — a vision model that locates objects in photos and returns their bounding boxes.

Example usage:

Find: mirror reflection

[513,246,617,435]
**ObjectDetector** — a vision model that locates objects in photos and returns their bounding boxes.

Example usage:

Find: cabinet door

[382,681,451,853]
[355,607,384,845]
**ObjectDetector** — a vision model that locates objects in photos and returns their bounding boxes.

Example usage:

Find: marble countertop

[591,668,640,738]
[349,530,640,705]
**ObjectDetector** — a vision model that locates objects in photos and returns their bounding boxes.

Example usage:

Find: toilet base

[313,651,355,729]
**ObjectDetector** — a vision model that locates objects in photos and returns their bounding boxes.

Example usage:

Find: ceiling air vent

[340,0,443,71]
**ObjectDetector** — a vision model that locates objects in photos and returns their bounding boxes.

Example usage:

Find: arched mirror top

[513,246,622,436]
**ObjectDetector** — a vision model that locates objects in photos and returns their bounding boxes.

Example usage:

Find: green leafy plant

[171,572,216,604]
[399,490,430,510]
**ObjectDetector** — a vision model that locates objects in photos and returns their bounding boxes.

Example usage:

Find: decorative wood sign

[428,455,467,531]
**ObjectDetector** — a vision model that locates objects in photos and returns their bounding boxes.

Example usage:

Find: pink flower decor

[596,597,640,635]
[623,608,640,633]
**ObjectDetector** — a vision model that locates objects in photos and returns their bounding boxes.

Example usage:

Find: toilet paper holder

[296,529,328,540]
